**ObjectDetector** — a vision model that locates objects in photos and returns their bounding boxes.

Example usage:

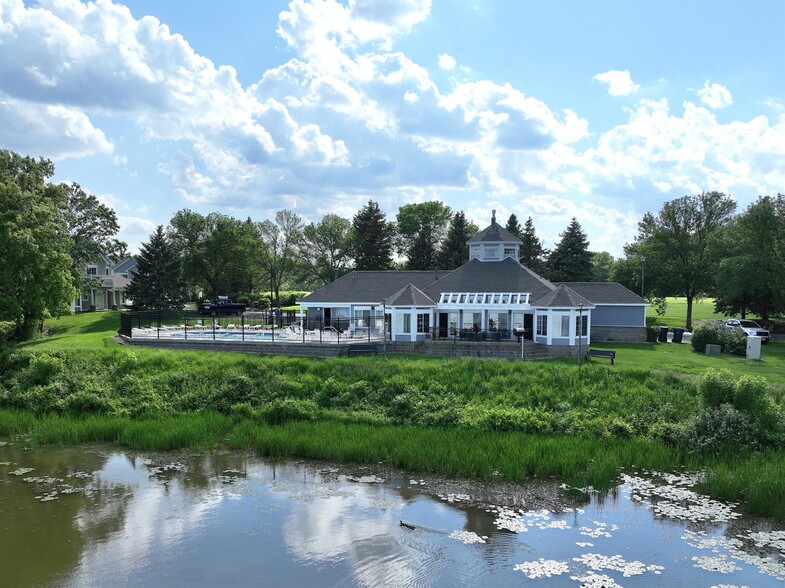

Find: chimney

[491,209,496,225]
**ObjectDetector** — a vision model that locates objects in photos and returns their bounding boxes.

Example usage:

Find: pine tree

[126,226,183,310]
[504,213,523,239]
[519,216,547,273]
[547,218,593,282]
[351,200,394,270]
[437,211,472,269]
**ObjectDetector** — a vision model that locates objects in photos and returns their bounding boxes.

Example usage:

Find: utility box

[746,336,762,360]
[705,344,721,356]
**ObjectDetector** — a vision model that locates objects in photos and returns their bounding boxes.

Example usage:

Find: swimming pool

[170,331,282,340]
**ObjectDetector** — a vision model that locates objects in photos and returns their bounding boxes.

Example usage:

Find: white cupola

[467,210,522,262]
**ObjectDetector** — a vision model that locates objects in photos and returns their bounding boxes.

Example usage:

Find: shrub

[210,373,257,413]
[699,369,735,407]
[258,398,318,424]
[691,320,747,356]
[681,404,760,456]
[24,353,65,386]
[690,321,724,353]
[0,322,14,348]
[720,327,748,356]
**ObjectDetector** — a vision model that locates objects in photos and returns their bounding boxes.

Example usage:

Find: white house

[299,213,647,346]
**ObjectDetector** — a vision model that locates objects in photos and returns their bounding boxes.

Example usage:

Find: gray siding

[591,305,645,327]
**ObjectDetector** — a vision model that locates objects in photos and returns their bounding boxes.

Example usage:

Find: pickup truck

[197,297,246,316]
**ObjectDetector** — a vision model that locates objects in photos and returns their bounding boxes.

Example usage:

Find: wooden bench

[585,349,616,365]
[347,343,378,356]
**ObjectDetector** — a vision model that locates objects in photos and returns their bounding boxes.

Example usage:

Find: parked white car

[726,319,770,344]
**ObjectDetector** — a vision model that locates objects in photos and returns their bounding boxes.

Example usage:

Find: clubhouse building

[299,212,647,347]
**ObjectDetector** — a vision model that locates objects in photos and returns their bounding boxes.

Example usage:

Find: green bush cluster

[0,348,706,440]
[690,320,748,355]
[675,369,784,455]
[0,322,15,348]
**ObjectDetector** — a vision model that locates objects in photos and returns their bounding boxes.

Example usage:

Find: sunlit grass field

[647,296,725,327]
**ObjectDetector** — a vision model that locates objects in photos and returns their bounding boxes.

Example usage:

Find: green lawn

[24,310,785,393]
[588,340,785,393]
[22,310,121,350]
[646,296,726,327]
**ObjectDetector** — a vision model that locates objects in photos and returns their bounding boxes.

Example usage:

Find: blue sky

[2,0,783,257]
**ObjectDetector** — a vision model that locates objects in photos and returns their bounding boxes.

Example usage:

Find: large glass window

[417,313,430,333]
[489,311,509,331]
[354,308,370,327]
[403,314,411,333]
[575,315,588,337]
[560,315,570,337]
[536,315,548,336]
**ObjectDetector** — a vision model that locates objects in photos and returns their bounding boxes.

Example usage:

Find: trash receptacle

[658,326,669,343]
[672,327,684,343]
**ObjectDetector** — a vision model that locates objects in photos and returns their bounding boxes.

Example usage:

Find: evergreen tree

[547,218,593,282]
[126,226,183,310]
[504,213,523,239]
[437,211,472,269]
[519,216,547,272]
[351,200,394,270]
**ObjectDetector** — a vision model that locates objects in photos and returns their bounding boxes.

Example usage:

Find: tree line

[2,149,783,337]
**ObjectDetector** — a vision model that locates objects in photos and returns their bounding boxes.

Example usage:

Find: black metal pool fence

[119,311,531,345]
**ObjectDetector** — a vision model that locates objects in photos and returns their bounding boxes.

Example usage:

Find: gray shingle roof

[533,284,594,308]
[467,222,522,244]
[422,258,555,301]
[553,282,647,305]
[299,270,450,304]
[385,283,435,306]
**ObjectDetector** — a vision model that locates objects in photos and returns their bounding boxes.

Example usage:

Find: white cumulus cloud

[438,53,456,71]
[593,70,641,96]
[698,80,733,109]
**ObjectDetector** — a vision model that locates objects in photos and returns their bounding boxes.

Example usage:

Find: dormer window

[484,247,498,259]
[86,265,97,276]
[504,247,516,256]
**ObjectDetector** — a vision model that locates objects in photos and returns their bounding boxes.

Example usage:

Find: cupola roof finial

[491,209,496,225]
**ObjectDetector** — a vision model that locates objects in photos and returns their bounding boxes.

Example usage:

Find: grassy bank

[2,310,784,520]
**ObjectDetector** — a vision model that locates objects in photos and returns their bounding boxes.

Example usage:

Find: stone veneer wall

[590,326,647,343]
[120,336,580,360]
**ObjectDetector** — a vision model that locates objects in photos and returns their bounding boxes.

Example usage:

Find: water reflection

[0,441,783,587]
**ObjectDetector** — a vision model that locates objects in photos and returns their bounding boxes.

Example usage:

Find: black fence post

[241,313,245,341]
[184,312,188,340]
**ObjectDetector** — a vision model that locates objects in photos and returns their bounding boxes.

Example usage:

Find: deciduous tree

[299,214,353,286]
[396,201,452,269]
[714,195,785,320]
[257,209,303,308]
[0,150,76,339]
[169,210,259,299]
[628,191,736,331]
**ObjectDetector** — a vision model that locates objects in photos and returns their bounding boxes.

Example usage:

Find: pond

[1,440,783,587]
